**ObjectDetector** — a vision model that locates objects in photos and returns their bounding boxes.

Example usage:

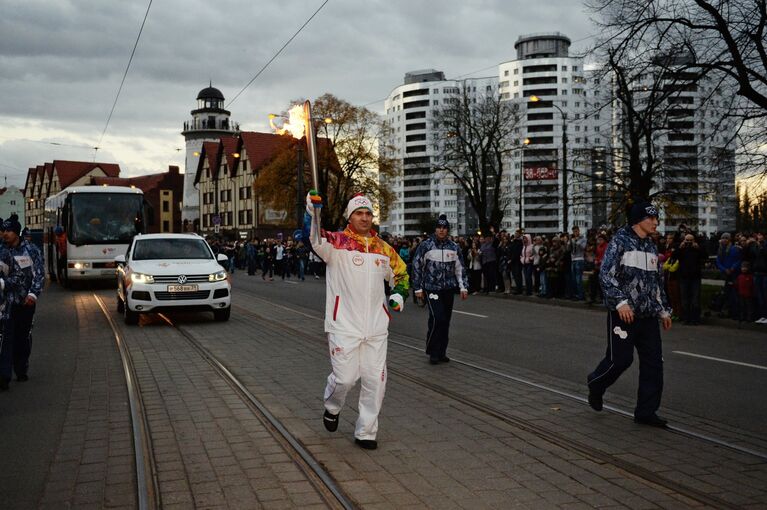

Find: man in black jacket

[509,230,523,295]
[676,233,707,325]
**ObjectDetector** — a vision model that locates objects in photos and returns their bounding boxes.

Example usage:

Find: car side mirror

[217,253,228,264]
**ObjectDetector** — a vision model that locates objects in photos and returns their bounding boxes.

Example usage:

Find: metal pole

[296,146,304,229]
[562,121,568,232]
[519,164,523,229]
[303,101,320,191]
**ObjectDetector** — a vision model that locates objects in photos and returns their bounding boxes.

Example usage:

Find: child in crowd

[736,261,755,324]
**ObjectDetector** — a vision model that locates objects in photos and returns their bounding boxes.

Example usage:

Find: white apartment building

[379,70,496,236]
[498,32,613,234]
[381,33,735,236]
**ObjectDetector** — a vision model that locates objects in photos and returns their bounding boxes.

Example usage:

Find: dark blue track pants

[587,310,664,419]
[0,304,36,380]
[425,290,455,358]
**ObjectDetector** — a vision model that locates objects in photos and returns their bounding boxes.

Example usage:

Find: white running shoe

[757,317,767,324]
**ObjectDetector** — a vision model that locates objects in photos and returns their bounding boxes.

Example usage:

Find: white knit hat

[344,193,373,220]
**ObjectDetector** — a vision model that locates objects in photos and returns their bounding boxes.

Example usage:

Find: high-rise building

[379,70,496,235]
[181,84,239,230]
[381,33,735,235]
[499,33,612,233]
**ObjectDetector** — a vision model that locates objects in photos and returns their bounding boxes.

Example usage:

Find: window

[562,90,568,95]
[162,220,170,232]
[562,78,568,84]
[562,66,567,71]
[572,66,578,72]
[9,200,15,205]
[162,200,170,212]
[504,70,509,76]
[513,68,519,75]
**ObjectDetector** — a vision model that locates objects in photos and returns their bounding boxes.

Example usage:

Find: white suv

[115,233,231,324]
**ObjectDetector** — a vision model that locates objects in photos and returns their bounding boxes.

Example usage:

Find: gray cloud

[0,0,594,189]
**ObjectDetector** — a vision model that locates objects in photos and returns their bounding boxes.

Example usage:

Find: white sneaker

[757,317,767,324]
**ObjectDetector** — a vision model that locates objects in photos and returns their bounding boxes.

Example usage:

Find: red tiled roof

[239,132,289,173]
[221,136,240,175]
[194,142,222,185]
[53,160,121,189]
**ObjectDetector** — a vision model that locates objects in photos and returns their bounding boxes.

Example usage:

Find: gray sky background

[0,0,594,189]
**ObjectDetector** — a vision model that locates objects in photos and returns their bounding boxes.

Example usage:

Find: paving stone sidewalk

[177,295,767,509]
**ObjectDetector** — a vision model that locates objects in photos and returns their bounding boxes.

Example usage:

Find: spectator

[546,237,565,298]
[498,233,513,294]
[716,233,742,319]
[510,230,523,295]
[467,240,483,294]
[520,234,534,296]
[570,226,587,300]
[745,233,767,323]
[676,233,707,325]
[736,261,755,324]
[589,233,608,304]
[479,234,498,294]
[537,241,549,298]
[561,233,573,298]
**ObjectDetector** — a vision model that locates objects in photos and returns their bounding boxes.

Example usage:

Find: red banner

[524,166,558,180]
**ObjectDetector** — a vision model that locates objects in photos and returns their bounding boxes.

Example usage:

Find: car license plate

[167,284,198,292]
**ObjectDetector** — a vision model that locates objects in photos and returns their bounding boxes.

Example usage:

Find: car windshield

[133,238,212,261]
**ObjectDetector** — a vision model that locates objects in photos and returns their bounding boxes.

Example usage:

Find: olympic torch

[303,100,320,192]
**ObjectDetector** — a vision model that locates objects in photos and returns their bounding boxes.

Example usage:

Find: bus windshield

[69,193,145,245]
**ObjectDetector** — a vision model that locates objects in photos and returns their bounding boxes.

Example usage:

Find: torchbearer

[304,191,409,450]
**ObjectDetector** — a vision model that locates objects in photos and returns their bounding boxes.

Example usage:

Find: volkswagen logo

[177,275,188,284]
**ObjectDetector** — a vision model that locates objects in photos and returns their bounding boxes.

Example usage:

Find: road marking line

[283,281,298,284]
[453,310,487,318]
[673,351,767,371]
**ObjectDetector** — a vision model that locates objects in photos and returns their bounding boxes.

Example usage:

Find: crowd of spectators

[381,224,767,326]
[207,223,767,326]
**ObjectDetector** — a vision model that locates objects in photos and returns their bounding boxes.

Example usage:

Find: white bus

[44,186,149,285]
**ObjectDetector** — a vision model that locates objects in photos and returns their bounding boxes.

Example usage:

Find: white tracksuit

[310,215,409,440]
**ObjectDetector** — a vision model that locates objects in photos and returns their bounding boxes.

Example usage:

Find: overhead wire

[226,0,330,108]
[96,0,154,150]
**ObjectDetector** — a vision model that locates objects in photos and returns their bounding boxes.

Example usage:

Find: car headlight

[209,271,227,282]
[130,272,155,284]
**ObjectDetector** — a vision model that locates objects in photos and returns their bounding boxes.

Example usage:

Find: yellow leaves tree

[253,93,397,231]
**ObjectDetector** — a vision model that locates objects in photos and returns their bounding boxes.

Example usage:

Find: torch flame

[269,105,306,139]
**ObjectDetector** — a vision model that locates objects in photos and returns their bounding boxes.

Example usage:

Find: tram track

[227,289,760,510]
[93,294,160,510]
[93,292,357,510]
[236,286,767,461]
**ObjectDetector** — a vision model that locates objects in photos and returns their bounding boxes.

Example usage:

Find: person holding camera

[676,233,707,325]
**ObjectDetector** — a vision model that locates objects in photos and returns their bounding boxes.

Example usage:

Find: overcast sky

[0,0,594,189]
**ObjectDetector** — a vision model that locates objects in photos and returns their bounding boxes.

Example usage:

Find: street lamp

[516,138,531,228]
[530,95,568,231]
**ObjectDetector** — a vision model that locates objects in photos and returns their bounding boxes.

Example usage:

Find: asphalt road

[231,271,767,439]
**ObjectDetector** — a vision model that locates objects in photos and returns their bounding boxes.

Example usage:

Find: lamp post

[517,138,531,229]
[530,95,568,231]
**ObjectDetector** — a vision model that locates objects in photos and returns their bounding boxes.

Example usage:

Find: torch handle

[303,100,320,192]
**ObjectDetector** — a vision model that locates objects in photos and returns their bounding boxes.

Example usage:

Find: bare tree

[432,86,521,232]
[588,0,767,177]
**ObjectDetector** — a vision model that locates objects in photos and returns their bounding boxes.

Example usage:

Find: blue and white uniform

[412,235,468,360]
[0,238,44,382]
[588,224,671,419]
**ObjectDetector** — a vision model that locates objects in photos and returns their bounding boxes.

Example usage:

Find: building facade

[23,161,121,229]
[181,84,239,230]
[379,70,496,236]
[0,186,24,226]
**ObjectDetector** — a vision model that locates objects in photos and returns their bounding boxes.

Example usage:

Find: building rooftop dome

[197,84,225,101]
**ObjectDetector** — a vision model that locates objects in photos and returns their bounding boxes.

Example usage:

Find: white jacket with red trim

[310,221,409,338]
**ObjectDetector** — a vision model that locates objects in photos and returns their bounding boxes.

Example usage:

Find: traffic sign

[212,215,221,226]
